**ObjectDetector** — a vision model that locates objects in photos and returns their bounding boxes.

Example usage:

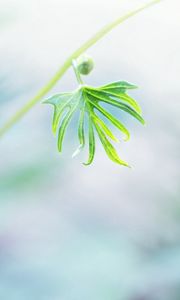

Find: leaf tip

[43,99,53,105]
[119,160,131,168]
[72,144,83,158]
[123,135,130,142]
[83,161,92,166]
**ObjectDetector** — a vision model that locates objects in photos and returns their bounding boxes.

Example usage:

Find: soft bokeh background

[0,0,180,299]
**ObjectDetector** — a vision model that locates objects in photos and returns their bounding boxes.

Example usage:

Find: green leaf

[44,92,72,106]
[99,80,138,90]
[85,92,130,141]
[78,105,85,147]
[84,115,95,166]
[44,92,74,133]
[94,121,129,167]
[72,105,86,158]
[92,113,119,143]
[99,89,141,114]
[86,89,145,125]
[56,90,82,152]
[58,104,77,152]
[88,85,141,113]
[44,79,145,167]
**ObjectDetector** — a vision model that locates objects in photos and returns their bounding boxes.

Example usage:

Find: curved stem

[0,0,162,137]
[72,59,84,85]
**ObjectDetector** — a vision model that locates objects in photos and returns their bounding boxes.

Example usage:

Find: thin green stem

[72,59,84,85]
[0,0,162,137]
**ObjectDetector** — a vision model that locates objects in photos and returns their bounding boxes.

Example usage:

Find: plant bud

[77,54,94,75]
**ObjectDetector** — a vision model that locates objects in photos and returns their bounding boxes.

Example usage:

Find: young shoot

[44,55,145,166]
[0,0,163,166]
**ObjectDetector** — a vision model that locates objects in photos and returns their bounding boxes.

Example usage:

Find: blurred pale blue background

[0,0,180,299]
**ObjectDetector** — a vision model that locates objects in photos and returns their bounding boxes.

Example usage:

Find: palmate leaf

[44,80,145,167]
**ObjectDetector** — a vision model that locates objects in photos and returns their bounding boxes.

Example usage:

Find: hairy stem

[0,0,162,137]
